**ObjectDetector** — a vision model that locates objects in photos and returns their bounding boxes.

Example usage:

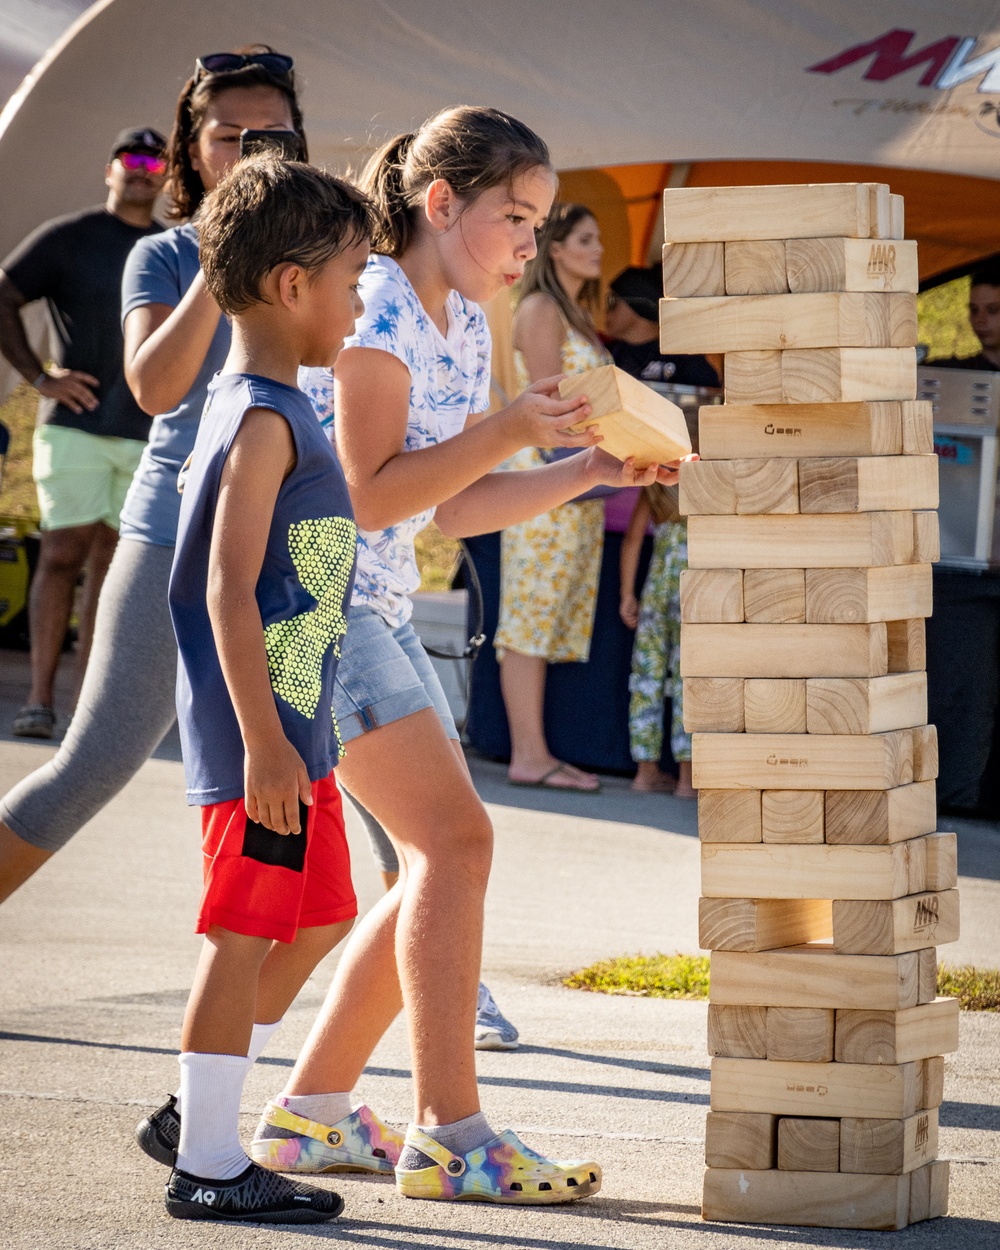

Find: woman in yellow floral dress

[495,203,611,791]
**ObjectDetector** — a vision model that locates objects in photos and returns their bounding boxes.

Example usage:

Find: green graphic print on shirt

[263,516,357,752]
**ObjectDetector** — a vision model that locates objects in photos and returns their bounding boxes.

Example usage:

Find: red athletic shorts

[197,771,357,943]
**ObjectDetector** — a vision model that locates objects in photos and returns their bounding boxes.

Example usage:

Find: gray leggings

[1,538,178,851]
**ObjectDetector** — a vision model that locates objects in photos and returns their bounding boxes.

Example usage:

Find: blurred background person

[603,264,719,386]
[0,127,166,737]
[934,263,1000,371]
[494,203,610,792]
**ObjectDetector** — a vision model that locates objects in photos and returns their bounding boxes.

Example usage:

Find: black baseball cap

[609,265,662,322]
[110,127,167,160]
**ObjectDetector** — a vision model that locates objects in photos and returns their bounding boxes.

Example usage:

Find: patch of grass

[414,522,461,592]
[917,276,980,363]
[563,952,711,1000]
[937,964,1000,1011]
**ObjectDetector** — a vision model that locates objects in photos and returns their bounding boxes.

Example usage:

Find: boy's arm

[207,407,311,835]
[619,492,651,630]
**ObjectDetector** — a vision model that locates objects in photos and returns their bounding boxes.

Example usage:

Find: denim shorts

[333,603,459,746]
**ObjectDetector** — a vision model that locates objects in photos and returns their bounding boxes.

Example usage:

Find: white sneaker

[475,982,519,1051]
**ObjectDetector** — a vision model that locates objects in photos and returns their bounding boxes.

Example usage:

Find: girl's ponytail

[360,132,417,257]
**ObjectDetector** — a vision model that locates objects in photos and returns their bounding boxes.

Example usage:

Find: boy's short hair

[199,155,375,315]
[970,261,1000,291]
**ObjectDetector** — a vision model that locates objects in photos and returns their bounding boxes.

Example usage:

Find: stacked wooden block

[662,184,959,1231]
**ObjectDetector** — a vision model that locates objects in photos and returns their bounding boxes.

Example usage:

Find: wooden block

[680,568,744,622]
[703,1167,911,1230]
[707,1004,768,1057]
[906,836,928,895]
[824,781,937,845]
[835,998,960,1065]
[711,1056,922,1118]
[698,401,902,460]
[661,240,725,297]
[735,459,799,514]
[705,1111,775,1168]
[743,570,806,623]
[923,831,957,890]
[746,681,808,734]
[785,238,919,294]
[921,1055,945,1109]
[767,1007,835,1062]
[702,841,914,899]
[683,623,888,680]
[559,364,692,468]
[777,1117,840,1171]
[889,195,905,241]
[910,724,938,780]
[700,897,832,951]
[806,674,927,735]
[687,513,914,570]
[678,459,736,514]
[833,890,960,955]
[868,183,892,239]
[725,348,917,405]
[663,183,872,244]
[886,619,926,673]
[693,729,912,791]
[901,400,933,454]
[918,948,938,1004]
[797,456,938,513]
[761,789,823,842]
[683,677,745,732]
[660,292,917,354]
[711,947,919,1011]
[913,511,940,563]
[840,1109,938,1174]
[805,565,932,624]
[698,789,761,842]
[724,240,788,295]
[908,1159,949,1223]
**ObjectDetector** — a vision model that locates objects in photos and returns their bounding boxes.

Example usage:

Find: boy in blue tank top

[158,155,377,1225]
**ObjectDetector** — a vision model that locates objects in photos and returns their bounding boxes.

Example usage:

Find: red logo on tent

[808,29,1000,93]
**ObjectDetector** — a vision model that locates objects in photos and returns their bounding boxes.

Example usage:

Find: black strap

[422,538,486,662]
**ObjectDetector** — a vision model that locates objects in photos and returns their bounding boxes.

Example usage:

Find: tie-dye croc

[249,1101,403,1175]
[395,1126,602,1203]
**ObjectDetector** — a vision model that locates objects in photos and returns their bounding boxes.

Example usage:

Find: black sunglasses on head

[194,52,294,82]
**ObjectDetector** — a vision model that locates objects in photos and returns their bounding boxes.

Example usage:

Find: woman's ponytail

[359,132,417,258]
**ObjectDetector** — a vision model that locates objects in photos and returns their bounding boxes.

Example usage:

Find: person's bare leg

[632,761,676,793]
[499,648,598,790]
[72,522,118,703]
[284,709,492,1126]
[674,760,696,799]
[182,927,272,1055]
[0,822,52,903]
[379,868,399,892]
[254,919,355,1024]
[25,523,97,709]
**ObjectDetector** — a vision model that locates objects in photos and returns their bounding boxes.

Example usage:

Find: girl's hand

[582,448,699,489]
[620,593,640,629]
[496,374,602,451]
[244,736,313,835]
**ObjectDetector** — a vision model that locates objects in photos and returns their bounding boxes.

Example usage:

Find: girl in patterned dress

[620,483,695,796]
[495,204,611,792]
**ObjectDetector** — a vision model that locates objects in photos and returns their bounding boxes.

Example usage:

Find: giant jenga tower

[661,183,959,1231]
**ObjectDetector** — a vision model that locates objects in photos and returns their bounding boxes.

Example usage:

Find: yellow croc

[250,1101,402,1175]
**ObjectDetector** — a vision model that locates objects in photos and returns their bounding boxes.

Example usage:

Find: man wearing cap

[604,264,720,387]
[0,127,166,738]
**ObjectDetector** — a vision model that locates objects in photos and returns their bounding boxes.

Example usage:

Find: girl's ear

[424,178,458,231]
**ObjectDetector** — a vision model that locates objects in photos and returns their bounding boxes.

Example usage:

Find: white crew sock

[173,1019,282,1113]
[276,1090,354,1127]
[175,1052,252,1180]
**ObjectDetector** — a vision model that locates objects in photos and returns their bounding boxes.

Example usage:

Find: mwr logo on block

[915,1113,931,1150]
[868,243,897,281]
[913,894,940,934]
[809,29,1000,93]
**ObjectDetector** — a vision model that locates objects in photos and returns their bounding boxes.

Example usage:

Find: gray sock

[398,1111,495,1171]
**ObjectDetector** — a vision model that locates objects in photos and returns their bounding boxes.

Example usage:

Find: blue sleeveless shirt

[170,373,357,806]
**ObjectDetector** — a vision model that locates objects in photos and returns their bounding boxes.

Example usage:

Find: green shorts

[32,424,145,532]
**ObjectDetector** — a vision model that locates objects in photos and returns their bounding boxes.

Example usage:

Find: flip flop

[509,763,601,793]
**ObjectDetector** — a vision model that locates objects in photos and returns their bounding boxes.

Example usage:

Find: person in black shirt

[0,126,165,738]
[604,264,720,386]
[933,261,1000,372]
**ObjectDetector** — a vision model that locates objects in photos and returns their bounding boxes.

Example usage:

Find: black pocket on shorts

[241,799,310,872]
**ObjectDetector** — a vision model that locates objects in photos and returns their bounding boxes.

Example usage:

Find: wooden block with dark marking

[697,401,902,460]
[683,677,745,732]
[777,1117,840,1171]
[711,1056,923,1118]
[743,569,806,623]
[746,681,808,734]
[761,789,824,842]
[705,1111,775,1168]
[886,619,925,673]
[698,789,762,842]
[805,565,932,624]
[835,998,960,1065]
[910,724,938,781]
[725,240,789,295]
[824,781,937,845]
[840,1109,938,1174]
[832,890,960,955]
[700,897,832,951]
[908,1159,949,1223]
[707,1004,768,1057]
[682,623,888,679]
[766,1007,835,1062]
[661,241,725,297]
[797,456,938,513]
[693,729,912,791]
[702,1167,911,1230]
[805,674,927,735]
[688,512,915,570]
[785,237,918,294]
[680,568,744,623]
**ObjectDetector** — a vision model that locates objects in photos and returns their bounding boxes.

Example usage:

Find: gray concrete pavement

[0,652,997,1249]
